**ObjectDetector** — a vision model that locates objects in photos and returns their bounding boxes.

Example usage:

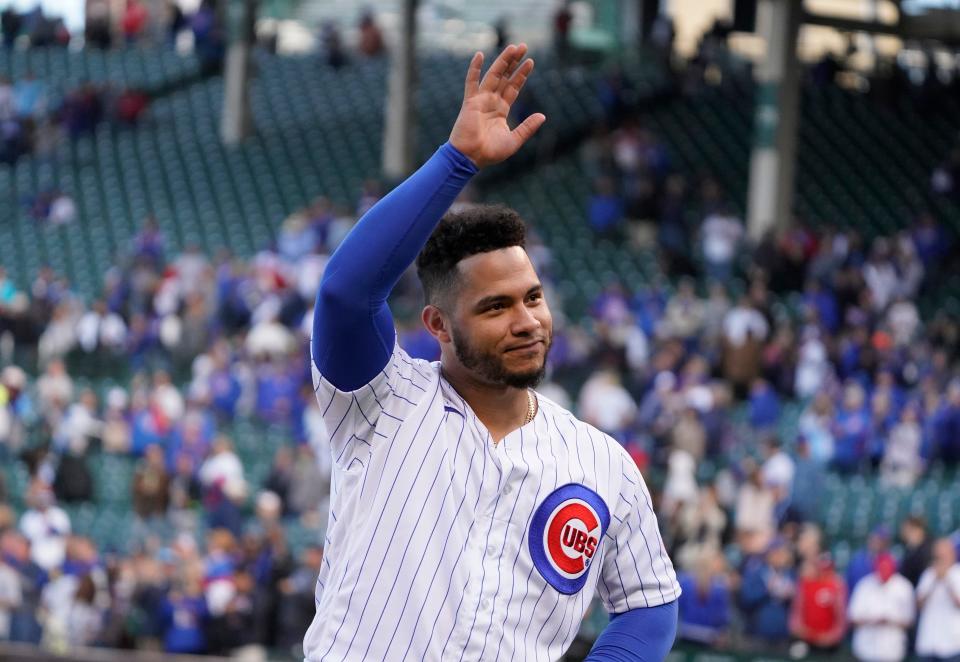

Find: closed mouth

[505,340,544,352]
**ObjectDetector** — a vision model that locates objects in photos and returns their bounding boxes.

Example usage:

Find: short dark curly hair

[415,204,526,307]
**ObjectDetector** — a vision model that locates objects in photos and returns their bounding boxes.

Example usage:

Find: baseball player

[307,43,680,661]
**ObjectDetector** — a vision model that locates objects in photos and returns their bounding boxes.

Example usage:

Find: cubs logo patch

[529,483,610,594]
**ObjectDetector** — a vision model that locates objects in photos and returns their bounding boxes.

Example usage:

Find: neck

[441,358,532,442]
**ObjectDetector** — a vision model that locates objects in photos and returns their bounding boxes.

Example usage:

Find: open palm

[449,44,546,169]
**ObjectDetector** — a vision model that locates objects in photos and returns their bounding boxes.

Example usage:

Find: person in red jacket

[789,553,848,654]
[122,0,148,45]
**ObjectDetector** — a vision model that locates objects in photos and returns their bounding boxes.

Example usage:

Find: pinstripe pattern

[305,340,680,661]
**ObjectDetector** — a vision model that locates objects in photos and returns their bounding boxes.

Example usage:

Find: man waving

[307,44,679,661]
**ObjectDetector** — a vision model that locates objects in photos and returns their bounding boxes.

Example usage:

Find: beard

[451,324,550,389]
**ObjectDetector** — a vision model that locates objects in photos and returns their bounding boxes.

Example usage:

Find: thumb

[511,112,546,145]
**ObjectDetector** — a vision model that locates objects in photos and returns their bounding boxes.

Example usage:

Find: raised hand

[448,43,546,168]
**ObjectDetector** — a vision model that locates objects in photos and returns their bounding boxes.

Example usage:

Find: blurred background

[0,0,958,661]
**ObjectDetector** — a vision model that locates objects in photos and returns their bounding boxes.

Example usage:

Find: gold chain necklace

[524,389,536,425]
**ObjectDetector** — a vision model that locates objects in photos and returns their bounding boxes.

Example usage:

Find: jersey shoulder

[534,392,632,461]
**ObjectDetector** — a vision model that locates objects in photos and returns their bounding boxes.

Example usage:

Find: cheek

[538,307,554,334]
[463,318,506,350]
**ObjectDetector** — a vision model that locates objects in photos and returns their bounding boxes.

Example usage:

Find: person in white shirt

[761,437,795,496]
[198,435,245,492]
[701,209,743,283]
[0,555,21,640]
[577,368,637,437]
[722,299,769,348]
[848,553,915,662]
[19,483,71,572]
[916,538,960,661]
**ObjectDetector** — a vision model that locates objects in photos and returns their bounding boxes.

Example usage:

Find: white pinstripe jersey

[305,340,680,661]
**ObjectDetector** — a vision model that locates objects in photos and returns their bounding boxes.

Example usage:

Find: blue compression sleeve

[584,601,678,662]
[312,143,478,390]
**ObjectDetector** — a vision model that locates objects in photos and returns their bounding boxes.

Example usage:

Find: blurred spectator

[587,177,624,238]
[0,549,21,640]
[760,436,794,511]
[749,379,780,431]
[848,553,914,662]
[847,526,892,592]
[160,567,208,654]
[288,444,329,520]
[199,436,244,496]
[357,11,384,57]
[915,538,960,661]
[900,515,933,587]
[739,537,795,647]
[53,438,94,504]
[1,530,42,643]
[321,21,347,69]
[85,0,112,49]
[36,358,73,413]
[19,482,70,572]
[55,388,101,454]
[863,239,898,312]
[552,1,572,62]
[794,328,831,399]
[661,448,697,521]
[577,368,636,439]
[671,484,726,571]
[263,446,294,516]
[701,206,743,283]
[677,550,731,647]
[191,0,224,74]
[931,380,960,465]
[798,392,835,465]
[1,7,20,48]
[0,76,11,120]
[832,381,870,473]
[721,298,767,396]
[276,545,323,652]
[164,0,187,46]
[660,278,704,342]
[208,570,259,657]
[133,444,171,520]
[789,554,847,652]
[735,460,776,554]
[13,71,45,120]
[101,388,132,454]
[65,574,102,647]
[77,300,128,354]
[789,437,824,523]
[881,404,923,487]
[122,0,149,45]
[670,406,706,463]
[494,16,509,51]
[115,88,149,125]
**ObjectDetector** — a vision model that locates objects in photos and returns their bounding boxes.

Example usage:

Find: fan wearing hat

[848,553,915,662]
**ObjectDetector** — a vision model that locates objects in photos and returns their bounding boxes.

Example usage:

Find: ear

[421,304,452,344]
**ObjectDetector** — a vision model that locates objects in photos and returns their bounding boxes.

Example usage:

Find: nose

[511,302,541,336]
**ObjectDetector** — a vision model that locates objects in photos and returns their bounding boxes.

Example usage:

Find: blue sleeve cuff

[440,141,480,174]
[584,601,678,662]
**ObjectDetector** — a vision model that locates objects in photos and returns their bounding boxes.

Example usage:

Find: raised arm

[312,44,545,391]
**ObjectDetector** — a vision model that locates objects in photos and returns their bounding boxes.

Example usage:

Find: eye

[527,292,542,303]
[488,302,505,311]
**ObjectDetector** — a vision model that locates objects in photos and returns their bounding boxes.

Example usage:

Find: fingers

[502,58,535,106]
[495,46,528,95]
[463,51,483,98]
[511,112,546,144]
[479,43,525,93]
